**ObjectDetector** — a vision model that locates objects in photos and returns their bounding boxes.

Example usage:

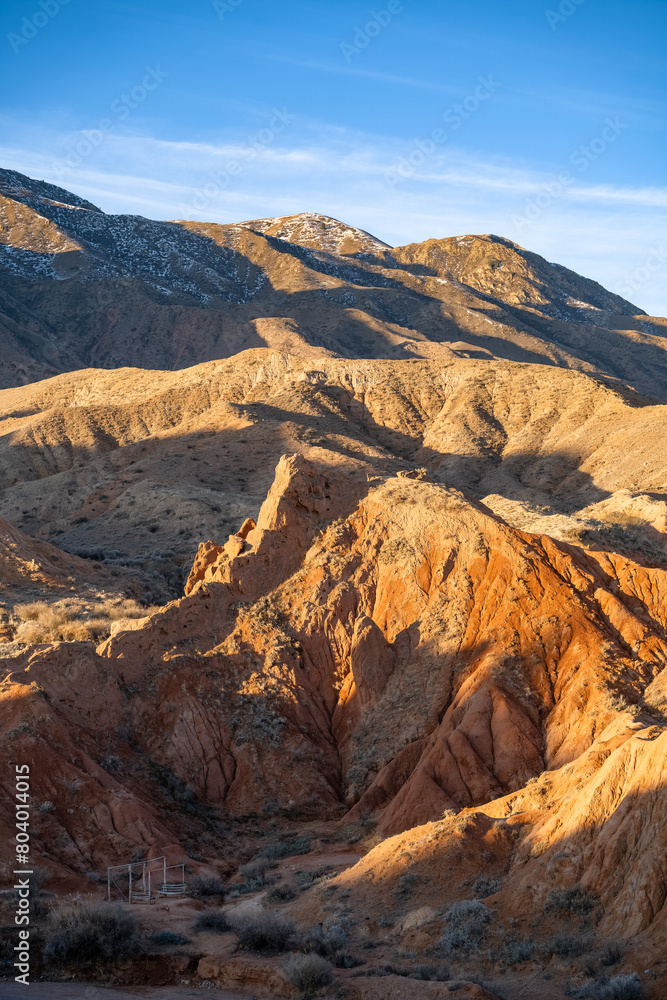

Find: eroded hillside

[2,167,667,397]
[2,166,667,996]
[0,351,664,605]
[1,452,667,994]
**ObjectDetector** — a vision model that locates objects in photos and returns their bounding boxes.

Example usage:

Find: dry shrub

[354,963,450,980]
[571,973,645,1000]
[238,858,270,881]
[600,942,624,967]
[150,930,191,946]
[105,598,156,620]
[473,875,501,898]
[229,911,294,953]
[295,865,333,890]
[267,883,298,903]
[495,937,536,965]
[43,901,140,967]
[547,933,591,958]
[282,952,333,993]
[187,875,225,898]
[296,922,359,969]
[260,836,311,859]
[437,900,493,956]
[193,911,230,934]
[546,885,597,917]
[393,871,419,901]
[15,602,56,622]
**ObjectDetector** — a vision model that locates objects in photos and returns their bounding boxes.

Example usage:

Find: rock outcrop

[2,457,666,876]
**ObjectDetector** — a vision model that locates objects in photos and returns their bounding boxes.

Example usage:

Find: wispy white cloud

[260,54,457,92]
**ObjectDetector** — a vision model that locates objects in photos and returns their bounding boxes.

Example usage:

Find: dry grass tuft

[10,597,160,644]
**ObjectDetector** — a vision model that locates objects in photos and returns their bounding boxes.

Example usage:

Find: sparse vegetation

[238,858,271,881]
[437,900,493,956]
[495,937,536,965]
[569,973,645,999]
[547,885,597,918]
[260,836,311,859]
[408,963,452,981]
[546,934,592,958]
[193,911,230,934]
[340,813,377,846]
[473,875,501,898]
[353,963,450,980]
[12,597,160,644]
[43,902,140,967]
[297,922,354,967]
[230,858,273,895]
[600,942,624,967]
[149,930,191,946]
[187,875,225,898]
[229,911,295,953]
[572,522,667,567]
[295,865,333,890]
[393,871,419,901]
[282,952,333,993]
[148,760,218,824]
[267,883,298,903]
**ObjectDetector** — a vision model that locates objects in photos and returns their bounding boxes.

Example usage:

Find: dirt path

[0,983,257,1000]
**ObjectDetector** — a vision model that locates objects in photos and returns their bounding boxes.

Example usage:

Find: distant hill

[2,166,667,397]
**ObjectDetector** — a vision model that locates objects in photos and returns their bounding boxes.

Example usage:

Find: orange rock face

[1,453,665,873]
[0,448,666,997]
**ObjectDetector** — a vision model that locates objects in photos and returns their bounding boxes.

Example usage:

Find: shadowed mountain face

[2,167,667,397]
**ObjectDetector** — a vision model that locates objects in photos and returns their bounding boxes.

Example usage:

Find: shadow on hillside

[5,198,667,401]
[1,381,632,580]
[337,780,667,994]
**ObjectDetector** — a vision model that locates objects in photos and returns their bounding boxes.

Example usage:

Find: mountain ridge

[3,167,667,401]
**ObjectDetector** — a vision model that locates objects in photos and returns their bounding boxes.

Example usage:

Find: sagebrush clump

[260,836,311,859]
[547,933,591,958]
[44,902,140,966]
[570,972,645,1000]
[193,911,230,934]
[149,930,191,946]
[267,883,298,903]
[297,922,356,967]
[547,885,597,917]
[437,899,493,956]
[229,911,294,953]
[187,874,225,898]
[282,952,333,993]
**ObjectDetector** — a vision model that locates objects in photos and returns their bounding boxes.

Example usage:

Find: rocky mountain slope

[1,452,666,996]
[2,165,667,997]
[2,167,667,397]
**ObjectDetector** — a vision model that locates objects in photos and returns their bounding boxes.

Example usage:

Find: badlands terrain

[0,169,666,998]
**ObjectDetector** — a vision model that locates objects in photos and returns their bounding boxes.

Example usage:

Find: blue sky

[1,0,666,313]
